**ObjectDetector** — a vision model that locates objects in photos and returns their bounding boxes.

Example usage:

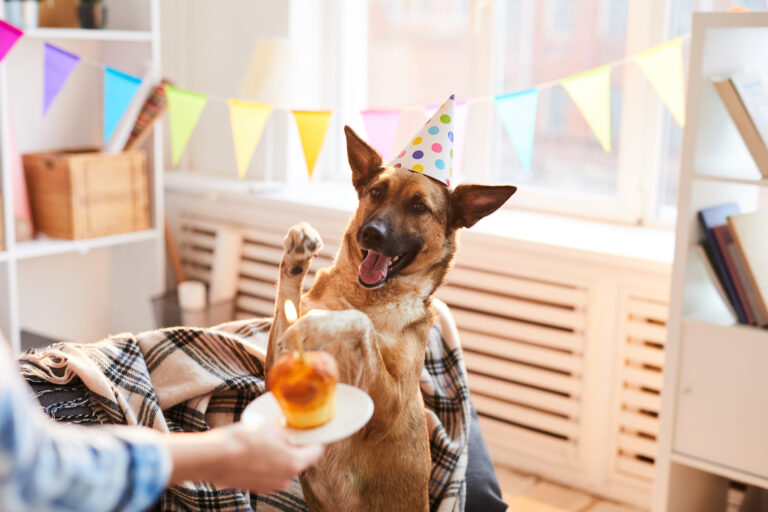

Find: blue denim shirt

[0,342,170,512]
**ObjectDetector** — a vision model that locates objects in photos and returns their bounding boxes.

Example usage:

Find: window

[358,0,768,225]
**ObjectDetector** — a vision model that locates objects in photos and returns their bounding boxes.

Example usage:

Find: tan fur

[265,126,516,511]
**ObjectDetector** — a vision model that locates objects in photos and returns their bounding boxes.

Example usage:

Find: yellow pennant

[634,38,685,126]
[561,66,612,152]
[292,110,332,179]
[228,99,273,179]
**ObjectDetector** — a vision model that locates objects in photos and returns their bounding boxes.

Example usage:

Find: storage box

[22,150,150,240]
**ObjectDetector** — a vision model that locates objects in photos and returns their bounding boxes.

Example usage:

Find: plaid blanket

[18,299,470,512]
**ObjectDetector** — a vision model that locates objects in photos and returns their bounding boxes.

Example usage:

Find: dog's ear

[345,125,383,194]
[449,184,517,229]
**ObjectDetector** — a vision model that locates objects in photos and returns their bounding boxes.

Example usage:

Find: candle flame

[284,299,298,323]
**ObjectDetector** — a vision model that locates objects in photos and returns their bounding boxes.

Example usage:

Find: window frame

[480,0,675,226]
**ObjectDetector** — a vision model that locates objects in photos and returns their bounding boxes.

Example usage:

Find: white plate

[241,383,374,445]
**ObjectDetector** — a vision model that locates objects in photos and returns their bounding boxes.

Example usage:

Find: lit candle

[283,299,305,357]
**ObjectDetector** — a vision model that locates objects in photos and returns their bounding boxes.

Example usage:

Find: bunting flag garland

[496,88,540,170]
[228,98,273,179]
[165,85,208,165]
[0,20,22,63]
[103,67,142,143]
[292,110,332,179]
[4,23,691,178]
[361,109,401,161]
[634,38,686,126]
[43,43,80,115]
[561,65,612,152]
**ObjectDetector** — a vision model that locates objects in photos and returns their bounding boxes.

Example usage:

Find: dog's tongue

[359,251,391,285]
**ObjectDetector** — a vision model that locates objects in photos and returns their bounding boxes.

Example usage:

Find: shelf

[12,229,159,260]
[683,309,768,336]
[21,28,153,42]
[671,452,768,490]
[694,173,768,187]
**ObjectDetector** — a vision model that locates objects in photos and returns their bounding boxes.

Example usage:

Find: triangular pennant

[634,38,685,126]
[0,20,22,64]
[103,67,142,144]
[561,65,612,152]
[425,100,469,181]
[165,85,208,165]
[292,110,332,179]
[43,43,80,115]
[495,88,539,170]
[361,109,401,161]
[228,98,273,179]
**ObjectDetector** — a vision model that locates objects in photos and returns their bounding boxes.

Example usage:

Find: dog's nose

[361,221,387,247]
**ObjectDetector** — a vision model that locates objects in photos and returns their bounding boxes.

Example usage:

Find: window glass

[656,0,767,219]
[495,0,628,196]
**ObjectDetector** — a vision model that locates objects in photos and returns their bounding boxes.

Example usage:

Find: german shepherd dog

[266,126,516,511]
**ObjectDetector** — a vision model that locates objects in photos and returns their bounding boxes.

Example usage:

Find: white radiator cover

[168,193,671,509]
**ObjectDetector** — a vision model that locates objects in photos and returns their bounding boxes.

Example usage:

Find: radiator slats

[616,455,655,481]
[236,295,275,318]
[438,287,584,330]
[617,432,657,460]
[467,373,579,418]
[624,342,665,368]
[464,351,579,395]
[450,309,583,352]
[446,267,587,308]
[462,331,582,375]
[613,293,668,485]
[618,410,659,436]
[472,394,578,439]
[628,298,668,323]
[478,416,576,460]
[621,387,661,412]
[626,319,666,345]
[622,366,663,391]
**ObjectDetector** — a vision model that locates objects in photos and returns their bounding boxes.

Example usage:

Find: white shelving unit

[652,12,768,512]
[0,0,164,352]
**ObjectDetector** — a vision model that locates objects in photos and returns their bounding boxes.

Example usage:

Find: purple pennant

[0,20,23,64]
[43,43,80,115]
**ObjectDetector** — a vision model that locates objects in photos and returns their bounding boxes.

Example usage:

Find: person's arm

[1,343,321,512]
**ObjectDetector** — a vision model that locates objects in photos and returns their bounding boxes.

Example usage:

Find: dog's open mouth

[358,247,419,288]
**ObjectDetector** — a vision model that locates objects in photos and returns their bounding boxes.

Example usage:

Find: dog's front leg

[266,223,322,375]
[279,309,408,442]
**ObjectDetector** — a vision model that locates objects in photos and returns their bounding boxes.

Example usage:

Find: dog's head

[343,126,516,292]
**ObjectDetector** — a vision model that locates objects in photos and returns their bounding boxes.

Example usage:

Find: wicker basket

[22,150,150,240]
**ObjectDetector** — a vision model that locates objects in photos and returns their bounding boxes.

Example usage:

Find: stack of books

[697,203,768,327]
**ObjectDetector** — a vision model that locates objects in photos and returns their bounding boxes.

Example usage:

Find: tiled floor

[496,466,645,512]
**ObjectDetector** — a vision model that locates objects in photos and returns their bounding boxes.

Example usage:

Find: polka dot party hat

[389,94,455,187]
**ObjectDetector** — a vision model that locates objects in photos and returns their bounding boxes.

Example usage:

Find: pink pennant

[426,100,468,180]
[361,109,402,161]
[0,20,22,63]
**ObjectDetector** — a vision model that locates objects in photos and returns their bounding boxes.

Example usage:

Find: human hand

[165,419,323,493]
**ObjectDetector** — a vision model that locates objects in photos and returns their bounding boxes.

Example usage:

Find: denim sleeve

[0,344,171,512]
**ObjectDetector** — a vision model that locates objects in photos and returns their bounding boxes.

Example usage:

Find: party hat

[389,94,454,187]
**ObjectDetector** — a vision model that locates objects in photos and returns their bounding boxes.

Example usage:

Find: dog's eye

[413,201,428,213]
[370,188,382,199]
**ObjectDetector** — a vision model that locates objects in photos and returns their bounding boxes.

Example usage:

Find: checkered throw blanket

[17,299,470,512]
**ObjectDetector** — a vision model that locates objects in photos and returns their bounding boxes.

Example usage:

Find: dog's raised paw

[282,223,323,275]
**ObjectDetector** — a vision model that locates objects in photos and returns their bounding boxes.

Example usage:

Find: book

[727,209,768,321]
[712,73,768,178]
[712,225,755,324]
[726,243,768,327]
[124,82,169,151]
[695,244,737,320]
[697,203,748,323]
